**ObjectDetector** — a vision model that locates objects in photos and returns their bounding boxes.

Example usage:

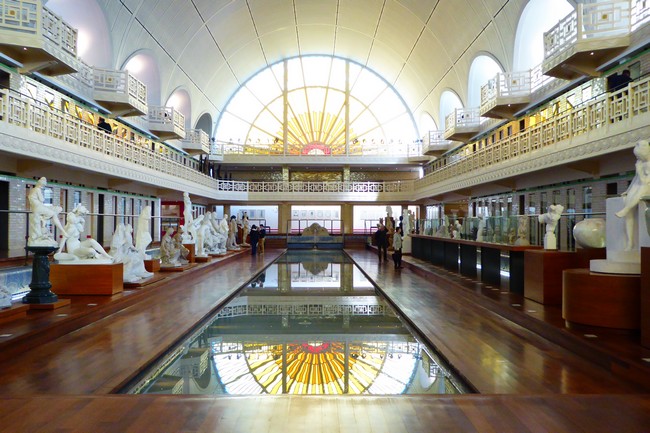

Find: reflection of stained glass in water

[215,341,415,395]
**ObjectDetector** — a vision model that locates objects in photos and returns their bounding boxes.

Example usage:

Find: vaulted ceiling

[89,0,528,128]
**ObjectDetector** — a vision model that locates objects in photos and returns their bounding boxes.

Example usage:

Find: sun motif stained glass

[215,56,418,156]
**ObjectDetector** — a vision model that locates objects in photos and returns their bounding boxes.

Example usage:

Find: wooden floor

[0,247,649,432]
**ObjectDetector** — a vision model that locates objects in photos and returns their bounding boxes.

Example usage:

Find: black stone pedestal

[23,245,58,304]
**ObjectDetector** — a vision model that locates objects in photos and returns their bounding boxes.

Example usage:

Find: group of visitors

[248,224,267,255]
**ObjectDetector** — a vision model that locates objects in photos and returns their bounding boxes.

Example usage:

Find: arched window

[513,0,574,70]
[438,90,463,129]
[467,55,503,107]
[215,56,418,156]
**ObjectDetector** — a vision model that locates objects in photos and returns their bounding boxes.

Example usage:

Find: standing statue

[476,216,485,242]
[54,204,113,262]
[27,177,67,246]
[240,212,250,246]
[616,139,650,250]
[134,205,153,259]
[210,213,227,254]
[539,204,564,250]
[227,215,241,250]
[194,214,211,257]
[181,192,195,243]
[402,209,411,235]
[514,216,530,246]
[110,223,153,282]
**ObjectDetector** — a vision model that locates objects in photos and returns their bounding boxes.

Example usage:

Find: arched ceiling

[98,0,529,126]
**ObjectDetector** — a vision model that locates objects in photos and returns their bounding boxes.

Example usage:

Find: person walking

[259,225,267,253]
[392,226,403,269]
[249,225,260,255]
[375,223,388,261]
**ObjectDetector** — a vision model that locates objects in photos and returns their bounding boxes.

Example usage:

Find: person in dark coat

[375,223,388,261]
[97,117,112,134]
[249,224,260,255]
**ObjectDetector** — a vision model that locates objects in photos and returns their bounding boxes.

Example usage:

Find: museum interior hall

[1,0,650,431]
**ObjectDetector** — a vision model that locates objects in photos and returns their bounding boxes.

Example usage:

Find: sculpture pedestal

[183,244,195,263]
[195,255,211,263]
[144,259,160,273]
[50,263,124,295]
[563,268,640,330]
[23,245,58,305]
[525,248,605,305]
[402,236,412,254]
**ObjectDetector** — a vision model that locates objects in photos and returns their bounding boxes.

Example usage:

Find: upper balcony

[443,108,482,143]
[422,131,455,157]
[181,129,210,156]
[480,71,532,119]
[542,1,632,80]
[0,0,78,76]
[93,68,148,117]
[148,106,185,141]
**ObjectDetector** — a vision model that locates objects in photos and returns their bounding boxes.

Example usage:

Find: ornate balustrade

[0,88,209,186]
[41,5,77,58]
[416,74,650,193]
[543,0,632,79]
[217,180,415,194]
[93,67,148,117]
[181,129,210,155]
[148,105,186,140]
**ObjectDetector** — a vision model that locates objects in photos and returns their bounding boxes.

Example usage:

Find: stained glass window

[215,56,418,156]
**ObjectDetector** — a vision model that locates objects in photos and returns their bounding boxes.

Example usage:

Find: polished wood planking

[0,248,649,432]
[0,395,649,433]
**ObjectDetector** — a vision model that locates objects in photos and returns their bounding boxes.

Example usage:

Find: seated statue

[160,227,189,267]
[54,204,113,263]
[110,223,154,282]
[28,177,67,247]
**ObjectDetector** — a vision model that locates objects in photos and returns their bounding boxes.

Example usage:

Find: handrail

[417,74,650,189]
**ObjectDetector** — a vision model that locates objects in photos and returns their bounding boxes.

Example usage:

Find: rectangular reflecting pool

[122,250,472,395]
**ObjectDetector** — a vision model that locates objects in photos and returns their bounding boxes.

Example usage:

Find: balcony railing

[41,5,77,58]
[416,73,650,190]
[93,67,148,116]
[216,180,415,194]
[181,129,210,155]
[0,87,208,185]
[148,105,186,140]
[210,138,425,159]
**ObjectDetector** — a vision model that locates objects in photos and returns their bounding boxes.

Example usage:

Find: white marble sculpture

[27,177,67,247]
[573,218,606,248]
[408,211,416,234]
[54,204,113,263]
[402,209,411,235]
[616,139,650,251]
[160,226,189,267]
[134,205,153,259]
[227,215,240,250]
[181,192,195,244]
[0,285,11,309]
[240,213,251,246]
[210,213,227,254]
[538,204,564,250]
[110,223,153,282]
[476,216,485,242]
[194,214,211,257]
[514,216,530,246]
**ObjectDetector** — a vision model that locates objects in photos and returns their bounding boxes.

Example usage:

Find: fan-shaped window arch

[195,112,213,136]
[467,55,503,107]
[215,56,418,156]
[513,0,574,70]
